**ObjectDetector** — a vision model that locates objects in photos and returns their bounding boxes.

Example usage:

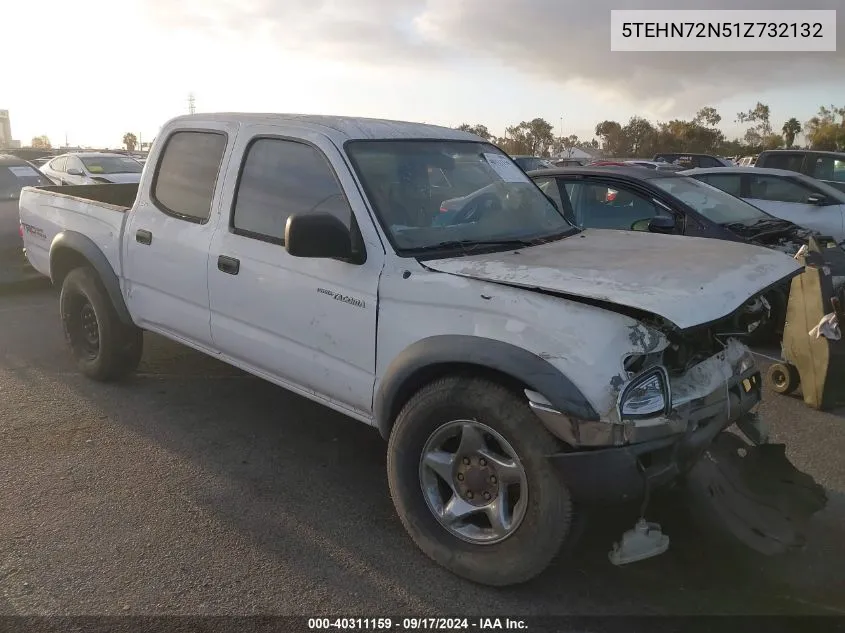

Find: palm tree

[782,118,802,148]
[123,133,138,152]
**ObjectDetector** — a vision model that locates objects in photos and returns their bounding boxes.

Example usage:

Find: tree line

[457,103,845,159]
[28,132,146,152]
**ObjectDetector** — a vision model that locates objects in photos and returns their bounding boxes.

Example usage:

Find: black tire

[59,266,144,382]
[766,362,800,395]
[386,376,574,586]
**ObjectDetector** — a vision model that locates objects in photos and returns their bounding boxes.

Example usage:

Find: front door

[207,125,384,416]
[545,177,679,233]
[123,123,237,349]
[743,173,845,241]
[64,156,88,185]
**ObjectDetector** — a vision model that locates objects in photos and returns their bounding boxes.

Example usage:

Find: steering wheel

[631,218,652,232]
[451,193,503,225]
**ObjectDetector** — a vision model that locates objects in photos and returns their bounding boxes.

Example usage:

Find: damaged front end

[527,312,827,563]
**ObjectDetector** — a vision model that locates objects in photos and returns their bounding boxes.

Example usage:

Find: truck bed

[18,184,139,280]
[35,183,139,209]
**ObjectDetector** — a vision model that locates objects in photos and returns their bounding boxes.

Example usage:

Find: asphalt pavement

[0,285,844,616]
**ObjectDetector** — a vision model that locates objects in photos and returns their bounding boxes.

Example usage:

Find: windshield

[345,140,575,253]
[0,163,52,199]
[651,176,770,225]
[80,156,143,174]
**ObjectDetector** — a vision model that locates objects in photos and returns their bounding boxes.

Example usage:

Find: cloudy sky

[4,0,843,148]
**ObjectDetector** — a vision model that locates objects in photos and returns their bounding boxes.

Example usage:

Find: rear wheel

[60,267,143,381]
[386,376,574,586]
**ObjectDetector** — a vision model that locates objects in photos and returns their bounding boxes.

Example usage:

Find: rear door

[123,123,237,349]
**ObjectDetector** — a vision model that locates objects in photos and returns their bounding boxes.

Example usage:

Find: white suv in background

[40,152,144,186]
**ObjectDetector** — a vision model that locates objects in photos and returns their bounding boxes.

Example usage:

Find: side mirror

[807,194,828,206]
[648,215,676,234]
[67,168,83,176]
[285,212,353,260]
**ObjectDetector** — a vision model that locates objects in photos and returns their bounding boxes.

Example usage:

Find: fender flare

[49,231,134,326]
[374,335,599,439]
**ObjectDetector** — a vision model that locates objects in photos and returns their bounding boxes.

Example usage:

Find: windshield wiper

[408,238,538,253]
[751,217,793,227]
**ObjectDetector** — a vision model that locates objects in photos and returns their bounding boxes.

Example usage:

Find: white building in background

[0,110,20,148]
[0,110,12,145]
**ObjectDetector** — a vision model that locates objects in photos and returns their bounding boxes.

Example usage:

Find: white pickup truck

[19,113,826,586]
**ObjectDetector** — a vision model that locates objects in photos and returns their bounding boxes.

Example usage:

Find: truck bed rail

[34,183,139,211]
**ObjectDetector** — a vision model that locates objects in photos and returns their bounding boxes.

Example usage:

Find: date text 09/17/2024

[307,618,528,630]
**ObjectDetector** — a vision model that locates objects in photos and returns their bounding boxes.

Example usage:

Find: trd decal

[21,223,46,239]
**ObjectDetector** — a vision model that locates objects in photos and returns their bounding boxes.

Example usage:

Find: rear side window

[811,156,845,183]
[699,173,742,197]
[697,156,720,168]
[231,138,352,243]
[153,131,227,222]
[760,153,804,173]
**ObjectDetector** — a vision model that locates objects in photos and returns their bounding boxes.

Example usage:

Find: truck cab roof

[165,113,482,143]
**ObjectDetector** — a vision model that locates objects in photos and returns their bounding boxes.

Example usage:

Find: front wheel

[59,267,144,382]
[386,376,574,586]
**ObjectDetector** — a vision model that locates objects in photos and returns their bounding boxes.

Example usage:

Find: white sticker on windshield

[483,153,531,183]
[8,165,39,178]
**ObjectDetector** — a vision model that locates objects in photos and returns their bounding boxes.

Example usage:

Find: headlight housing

[618,366,670,420]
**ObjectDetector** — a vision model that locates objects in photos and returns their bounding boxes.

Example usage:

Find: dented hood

[423,230,803,330]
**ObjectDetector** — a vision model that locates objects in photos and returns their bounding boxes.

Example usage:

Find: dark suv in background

[0,154,52,285]
[755,150,845,193]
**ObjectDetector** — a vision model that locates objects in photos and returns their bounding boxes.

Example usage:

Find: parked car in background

[40,152,144,185]
[0,154,53,284]
[755,150,845,193]
[551,158,586,167]
[652,153,734,168]
[681,166,845,243]
[527,166,827,340]
[30,156,53,168]
[511,155,555,171]
[590,159,685,172]
[737,156,758,167]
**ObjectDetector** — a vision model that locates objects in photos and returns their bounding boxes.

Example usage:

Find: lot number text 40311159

[307,617,528,630]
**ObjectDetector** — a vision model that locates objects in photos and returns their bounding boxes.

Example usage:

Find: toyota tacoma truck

[18,113,826,586]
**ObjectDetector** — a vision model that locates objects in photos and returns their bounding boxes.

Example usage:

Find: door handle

[217,255,240,275]
[136,229,152,245]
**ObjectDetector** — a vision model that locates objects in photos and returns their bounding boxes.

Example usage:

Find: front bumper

[534,354,764,505]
